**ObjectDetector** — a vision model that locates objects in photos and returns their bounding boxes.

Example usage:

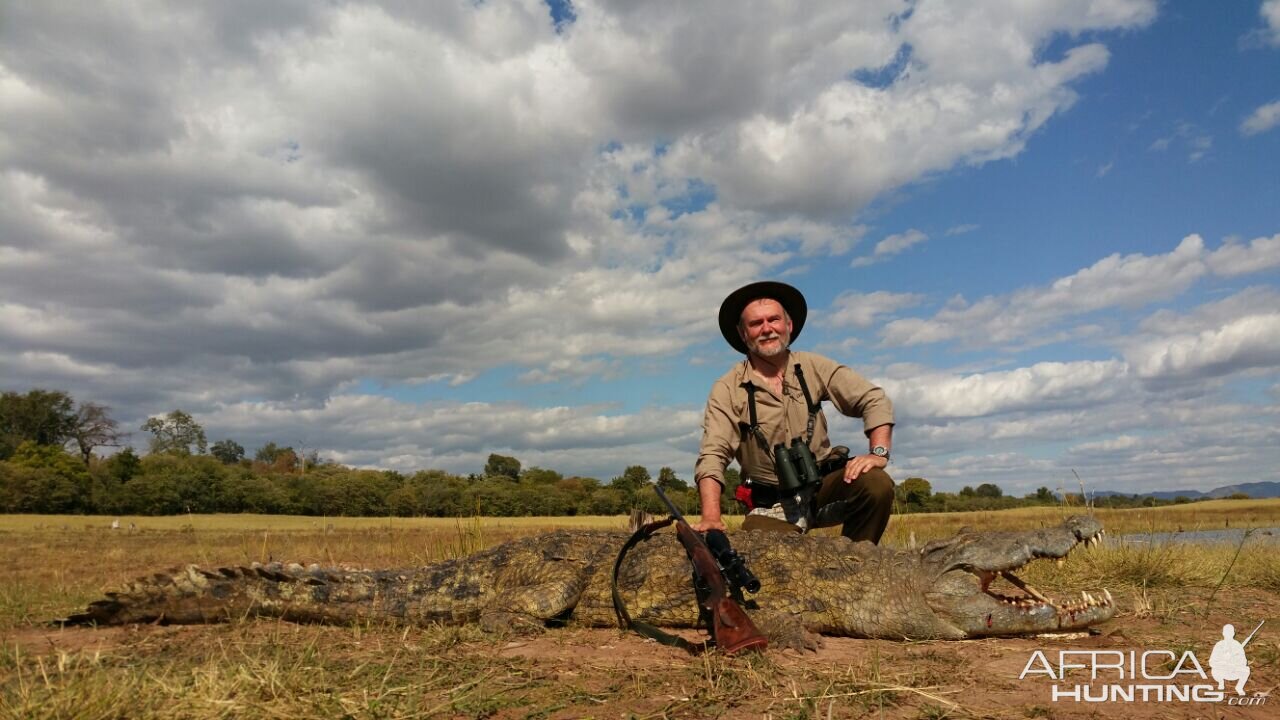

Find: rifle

[611,486,768,655]
[1241,620,1265,648]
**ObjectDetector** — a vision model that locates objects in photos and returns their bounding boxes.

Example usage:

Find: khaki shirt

[694,350,894,487]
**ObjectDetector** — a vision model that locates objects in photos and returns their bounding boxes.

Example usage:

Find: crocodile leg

[474,539,604,632]
[478,574,588,632]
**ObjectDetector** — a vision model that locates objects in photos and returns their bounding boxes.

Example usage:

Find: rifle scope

[704,530,761,594]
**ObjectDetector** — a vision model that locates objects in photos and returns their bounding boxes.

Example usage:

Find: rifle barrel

[1242,619,1265,648]
[653,485,686,522]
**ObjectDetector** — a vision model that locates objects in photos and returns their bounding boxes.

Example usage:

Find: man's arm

[842,423,891,483]
[692,476,727,532]
[808,355,894,484]
[692,380,738,532]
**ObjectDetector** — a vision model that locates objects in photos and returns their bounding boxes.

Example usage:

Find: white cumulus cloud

[1241,100,1280,136]
[1206,233,1280,275]
[882,360,1131,420]
[881,234,1209,348]
[824,290,926,329]
[1262,0,1280,46]
[1126,313,1280,382]
[852,229,928,267]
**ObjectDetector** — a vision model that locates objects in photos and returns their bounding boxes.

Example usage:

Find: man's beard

[748,332,790,358]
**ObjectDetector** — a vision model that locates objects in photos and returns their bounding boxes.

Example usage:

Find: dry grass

[1,623,974,720]
[874,498,1280,547]
[1018,535,1280,592]
[0,518,579,628]
[3,501,1279,718]
[0,513,632,533]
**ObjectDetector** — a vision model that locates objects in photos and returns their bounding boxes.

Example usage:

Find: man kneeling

[693,281,894,543]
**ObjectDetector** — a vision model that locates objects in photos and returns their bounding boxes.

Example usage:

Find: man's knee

[860,468,894,507]
[835,468,894,544]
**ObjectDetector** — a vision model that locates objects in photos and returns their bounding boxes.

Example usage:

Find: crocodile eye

[920,539,955,556]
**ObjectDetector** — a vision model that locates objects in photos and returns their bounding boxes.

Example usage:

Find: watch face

[871,446,888,457]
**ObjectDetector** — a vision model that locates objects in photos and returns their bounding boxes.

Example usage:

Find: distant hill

[1093,481,1280,500]
[1204,481,1280,499]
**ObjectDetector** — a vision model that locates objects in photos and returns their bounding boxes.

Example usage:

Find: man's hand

[842,453,888,483]
[692,517,728,533]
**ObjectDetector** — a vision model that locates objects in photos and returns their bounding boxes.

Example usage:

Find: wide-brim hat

[718,281,807,355]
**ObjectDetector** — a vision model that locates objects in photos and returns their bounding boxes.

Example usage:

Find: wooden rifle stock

[672,522,769,655]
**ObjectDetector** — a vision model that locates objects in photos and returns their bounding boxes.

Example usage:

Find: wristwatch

[871,445,890,461]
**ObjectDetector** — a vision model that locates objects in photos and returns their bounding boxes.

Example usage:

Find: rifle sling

[611,516,709,655]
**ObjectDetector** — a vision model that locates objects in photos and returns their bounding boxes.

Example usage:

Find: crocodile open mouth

[975,529,1113,617]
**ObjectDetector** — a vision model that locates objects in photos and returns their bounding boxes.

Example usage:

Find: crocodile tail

[57,563,342,627]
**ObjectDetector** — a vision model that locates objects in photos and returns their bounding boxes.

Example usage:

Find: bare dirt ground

[7,587,1276,719]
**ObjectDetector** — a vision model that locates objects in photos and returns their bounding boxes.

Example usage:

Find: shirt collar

[735,352,794,388]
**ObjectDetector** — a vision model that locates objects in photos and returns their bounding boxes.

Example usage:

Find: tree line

[887,476,1224,513]
[0,388,723,516]
[0,388,1229,517]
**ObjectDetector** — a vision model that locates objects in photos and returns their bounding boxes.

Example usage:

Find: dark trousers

[812,467,894,543]
[741,467,894,544]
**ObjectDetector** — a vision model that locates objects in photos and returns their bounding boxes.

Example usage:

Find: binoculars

[773,437,822,493]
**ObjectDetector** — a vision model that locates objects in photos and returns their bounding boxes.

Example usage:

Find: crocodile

[60,516,1115,647]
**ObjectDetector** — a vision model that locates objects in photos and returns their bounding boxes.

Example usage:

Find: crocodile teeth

[1056,559,1065,568]
[1000,571,1053,604]
[1104,588,1113,604]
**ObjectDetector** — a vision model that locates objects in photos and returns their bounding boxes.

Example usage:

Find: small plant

[918,702,954,719]
[1132,582,1153,618]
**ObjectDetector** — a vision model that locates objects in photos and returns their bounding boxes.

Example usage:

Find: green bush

[7,442,92,513]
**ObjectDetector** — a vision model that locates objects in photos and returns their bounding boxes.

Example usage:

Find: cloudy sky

[2,0,1278,494]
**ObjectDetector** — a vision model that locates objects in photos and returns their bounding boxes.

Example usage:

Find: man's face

[738,298,791,358]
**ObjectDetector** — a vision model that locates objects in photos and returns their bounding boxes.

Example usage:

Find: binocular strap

[738,362,822,452]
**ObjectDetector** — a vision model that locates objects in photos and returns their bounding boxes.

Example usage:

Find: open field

[3,500,1279,718]
[6,496,1279,538]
